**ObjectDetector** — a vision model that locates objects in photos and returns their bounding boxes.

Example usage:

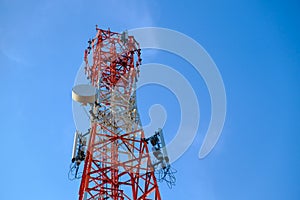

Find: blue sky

[0,0,299,199]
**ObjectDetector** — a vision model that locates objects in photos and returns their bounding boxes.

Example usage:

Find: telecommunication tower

[70,27,174,200]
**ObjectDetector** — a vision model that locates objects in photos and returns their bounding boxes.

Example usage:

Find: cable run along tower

[71,27,162,200]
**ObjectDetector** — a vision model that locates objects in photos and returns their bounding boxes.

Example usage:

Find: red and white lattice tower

[77,27,162,200]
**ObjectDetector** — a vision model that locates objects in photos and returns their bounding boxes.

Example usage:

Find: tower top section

[83,26,142,88]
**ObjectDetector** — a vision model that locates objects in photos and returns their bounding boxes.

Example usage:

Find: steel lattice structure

[77,27,162,200]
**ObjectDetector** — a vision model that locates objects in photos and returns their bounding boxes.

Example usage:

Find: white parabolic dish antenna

[72,84,96,104]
